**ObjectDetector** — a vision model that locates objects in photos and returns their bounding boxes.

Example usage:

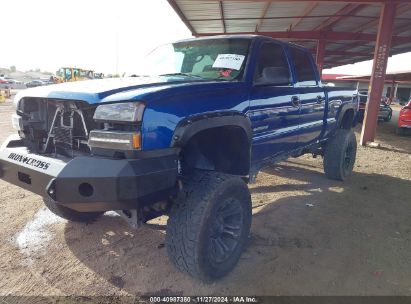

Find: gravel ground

[0,97,410,297]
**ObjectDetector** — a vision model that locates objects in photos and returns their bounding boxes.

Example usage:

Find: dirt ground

[0,97,410,297]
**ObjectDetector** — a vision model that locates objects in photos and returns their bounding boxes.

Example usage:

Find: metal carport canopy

[167,0,411,70]
[168,0,411,68]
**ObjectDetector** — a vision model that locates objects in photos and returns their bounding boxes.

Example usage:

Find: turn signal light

[132,133,141,149]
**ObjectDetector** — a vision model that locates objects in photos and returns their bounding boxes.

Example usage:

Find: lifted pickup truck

[0,35,358,282]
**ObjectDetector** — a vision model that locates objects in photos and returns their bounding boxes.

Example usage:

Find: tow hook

[46,178,57,200]
[115,209,141,229]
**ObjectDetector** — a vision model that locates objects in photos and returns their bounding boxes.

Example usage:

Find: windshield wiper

[159,73,205,79]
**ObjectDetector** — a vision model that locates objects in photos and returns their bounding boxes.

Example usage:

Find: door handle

[291,96,300,107]
[316,95,324,103]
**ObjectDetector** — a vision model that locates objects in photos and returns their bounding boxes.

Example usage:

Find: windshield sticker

[212,54,245,70]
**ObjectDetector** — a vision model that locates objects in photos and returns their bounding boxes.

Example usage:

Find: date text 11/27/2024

[148,296,259,303]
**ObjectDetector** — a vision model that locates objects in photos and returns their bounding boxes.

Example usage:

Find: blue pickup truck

[0,35,358,281]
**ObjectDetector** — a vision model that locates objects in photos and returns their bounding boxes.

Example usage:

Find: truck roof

[174,34,307,51]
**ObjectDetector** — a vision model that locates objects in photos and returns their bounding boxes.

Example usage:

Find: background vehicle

[379,101,393,122]
[25,80,45,87]
[358,91,392,122]
[49,75,64,84]
[57,67,95,82]
[397,100,411,135]
[0,77,16,84]
[3,79,21,85]
[93,73,104,79]
[0,36,358,282]
[41,80,54,85]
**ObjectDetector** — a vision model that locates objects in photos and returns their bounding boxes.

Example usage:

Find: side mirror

[254,67,291,86]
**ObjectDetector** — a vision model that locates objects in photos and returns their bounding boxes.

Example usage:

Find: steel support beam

[393,83,399,101]
[316,40,326,77]
[360,2,397,146]
[389,78,396,104]
[314,4,364,31]
[255,1,271,32]
[167,0,197,35]
[310,50,371,57]
[188,14,411,22]
[330,3,411,52]
[289,2,318,31]
[196,31,411,44]
[197,0,409,3]
[219,1,227,33]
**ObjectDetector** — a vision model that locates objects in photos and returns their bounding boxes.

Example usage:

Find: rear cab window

[253,42,292,86]
[289,47,318,86]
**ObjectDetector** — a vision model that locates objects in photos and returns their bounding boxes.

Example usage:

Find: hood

[15,76,231,105]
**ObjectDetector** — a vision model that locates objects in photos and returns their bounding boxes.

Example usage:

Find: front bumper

[378,108,391,119]
[0,135,178,212]
[398,116,411,128]
[357,109,391,120]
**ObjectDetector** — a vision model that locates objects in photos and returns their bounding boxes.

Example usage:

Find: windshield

[135,39,251,81]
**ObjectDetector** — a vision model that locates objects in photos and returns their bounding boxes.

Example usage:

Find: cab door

[248,42,300,164]
[289,47,326,147]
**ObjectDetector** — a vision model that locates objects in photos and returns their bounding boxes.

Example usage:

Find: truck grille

[53,126,73,150]
[18,98,97,156]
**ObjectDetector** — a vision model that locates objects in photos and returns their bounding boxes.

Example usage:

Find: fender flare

[171,111,252,148]
[336,103,356,128]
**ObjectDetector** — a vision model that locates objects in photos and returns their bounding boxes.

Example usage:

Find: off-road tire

[384,111,392,122]
[396,127,405,136]
[358,115,364,123]
[43,197,103,222]
[323,129,357,181]
[166,171,252,282]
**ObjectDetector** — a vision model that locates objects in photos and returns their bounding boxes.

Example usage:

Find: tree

[10,66,16,72]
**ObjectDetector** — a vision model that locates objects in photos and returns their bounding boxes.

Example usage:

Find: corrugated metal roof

[168,0,411,69]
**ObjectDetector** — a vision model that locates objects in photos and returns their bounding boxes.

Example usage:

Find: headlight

[12,93,23,131]
[12,92,23,109]
[93,102,145,123]
[11,113,23,130]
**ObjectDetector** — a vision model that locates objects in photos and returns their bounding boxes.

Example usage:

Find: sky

[1,0,411,76]
[0,0,192,75]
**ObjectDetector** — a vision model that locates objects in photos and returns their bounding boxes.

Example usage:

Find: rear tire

[323,129,357,181]
[43,197,103,222]
[384,111,392,122]
[396,127,405,136]
[166,171,252,282]
[358,114,364,123]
